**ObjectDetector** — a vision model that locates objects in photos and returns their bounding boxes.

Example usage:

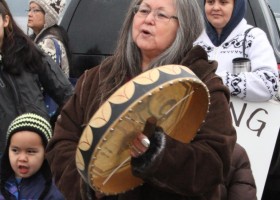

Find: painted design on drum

[76,149,85,171]
[159,64,183,75]
[76,65,209,194]
[90,102,112,128]
[79,126,94,151]
[109,81,135,104]
[76,125,94,172]
[133,67,160,85]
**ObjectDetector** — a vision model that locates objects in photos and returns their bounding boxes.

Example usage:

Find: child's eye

[11,148,19,153]
[27,149,37,154]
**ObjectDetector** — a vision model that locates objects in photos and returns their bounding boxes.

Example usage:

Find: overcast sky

[6,0,29,16]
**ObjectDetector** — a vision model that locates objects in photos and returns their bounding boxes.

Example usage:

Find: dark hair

[0,0,44,75]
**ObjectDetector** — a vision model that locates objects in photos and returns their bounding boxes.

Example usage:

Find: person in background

[0,113,64,199]
[195,0,278,199]
[0,0,73,160]
[46,0,237,199]
[27,0,74,121]
[27,0,70,77]
[224,143,256,200]
[194,0,279,102]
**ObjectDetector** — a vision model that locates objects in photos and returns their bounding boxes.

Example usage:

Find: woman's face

[0,14,9,49]
[9,131,45,178]
[205,0,234,34]
[27,2,45,35]
[132,0,179,66]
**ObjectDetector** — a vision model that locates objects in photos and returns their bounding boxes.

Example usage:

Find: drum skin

[76,64,210,194]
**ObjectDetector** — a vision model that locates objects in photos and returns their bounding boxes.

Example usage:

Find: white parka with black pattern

[194,0,279,102]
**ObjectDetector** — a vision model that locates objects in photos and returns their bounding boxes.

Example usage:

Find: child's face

[0,14,9,49]
[9,131,45,178]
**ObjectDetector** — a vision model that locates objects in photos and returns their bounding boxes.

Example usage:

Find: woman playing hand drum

[46,0,237,199]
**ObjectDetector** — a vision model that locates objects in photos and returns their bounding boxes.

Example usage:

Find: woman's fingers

[130,133,150,157]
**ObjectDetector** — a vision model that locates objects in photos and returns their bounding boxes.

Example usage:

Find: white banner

[230,97,280,199]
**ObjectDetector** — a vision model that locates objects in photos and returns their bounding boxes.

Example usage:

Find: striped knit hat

[7,113,52,146]
[1,113,54,197]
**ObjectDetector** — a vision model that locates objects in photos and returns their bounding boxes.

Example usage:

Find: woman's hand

[95,191,105,199]
[130,133,150,157]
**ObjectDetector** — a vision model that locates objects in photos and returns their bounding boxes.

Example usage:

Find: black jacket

[0,55,73,155]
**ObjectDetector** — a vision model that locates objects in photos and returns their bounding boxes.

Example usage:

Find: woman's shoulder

[39,37,67,59]
[77,65,101,88]
[241,25,271,48]
[39,36,63,47]
[238,20,267,37]
[38,37,57,52]
[227,22,268,45]
[248,26,267,37]
[38,36,66,64]
[73,66,100,96]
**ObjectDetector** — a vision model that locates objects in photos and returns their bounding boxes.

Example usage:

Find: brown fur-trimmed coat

[46,46,237,200]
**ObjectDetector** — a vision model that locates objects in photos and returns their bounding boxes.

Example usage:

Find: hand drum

[76,64,210,194]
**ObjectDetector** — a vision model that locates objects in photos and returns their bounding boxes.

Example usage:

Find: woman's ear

[3,15,10,28]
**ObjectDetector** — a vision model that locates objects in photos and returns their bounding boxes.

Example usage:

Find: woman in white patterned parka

[27,0,70,78]
[194,0,279,102]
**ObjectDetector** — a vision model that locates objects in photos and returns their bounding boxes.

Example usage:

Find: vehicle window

[67,0,130,55]
[267,0,280,30]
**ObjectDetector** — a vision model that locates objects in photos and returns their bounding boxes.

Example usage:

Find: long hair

[89,0,204,116]
[0,0,44,75]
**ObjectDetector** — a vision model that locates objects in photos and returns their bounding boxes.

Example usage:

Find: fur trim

[131,129,166,174]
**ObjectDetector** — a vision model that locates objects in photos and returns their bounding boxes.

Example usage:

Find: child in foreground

[0,113,64,199]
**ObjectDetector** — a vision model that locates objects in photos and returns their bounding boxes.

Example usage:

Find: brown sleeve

[227,143,257,200]
[130,46,237,196]
[46,68,99,200]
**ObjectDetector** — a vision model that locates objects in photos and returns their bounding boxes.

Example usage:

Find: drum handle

[142,116,157,138]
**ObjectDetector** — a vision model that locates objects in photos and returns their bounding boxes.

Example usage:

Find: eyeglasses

[26,9,44,14]
[133,5,178,23]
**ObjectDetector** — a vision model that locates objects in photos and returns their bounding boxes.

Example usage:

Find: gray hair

[93,0,204,112]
